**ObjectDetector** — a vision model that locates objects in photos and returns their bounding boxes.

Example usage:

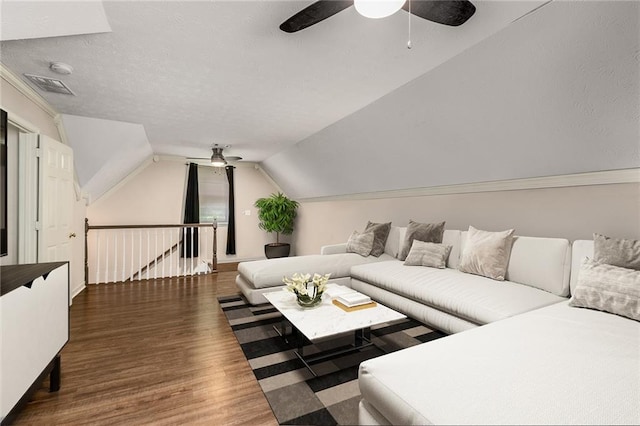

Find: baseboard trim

[71,283,86,301]
[216,262,239,272]
[217,256,265,264]
[299,168,640,203]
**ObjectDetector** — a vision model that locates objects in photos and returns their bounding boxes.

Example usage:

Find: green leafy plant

[254,192,300,245]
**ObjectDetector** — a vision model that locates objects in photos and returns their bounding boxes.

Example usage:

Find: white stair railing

[84,220,217,284]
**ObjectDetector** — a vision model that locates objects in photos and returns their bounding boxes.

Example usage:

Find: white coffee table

[263,287,406,376]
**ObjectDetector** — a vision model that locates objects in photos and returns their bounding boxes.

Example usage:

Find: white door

[39,135,74,262]
[17,131,39,263]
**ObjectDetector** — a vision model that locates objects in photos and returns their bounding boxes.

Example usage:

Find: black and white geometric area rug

[218,295,446,425]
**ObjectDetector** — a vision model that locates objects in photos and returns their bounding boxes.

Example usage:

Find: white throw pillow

[458,226,515,281]
[346,231,374,257]
[404,241,452,269]
[569,258,640,321]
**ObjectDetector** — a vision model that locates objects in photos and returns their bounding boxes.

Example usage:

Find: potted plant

[254,192,299,258]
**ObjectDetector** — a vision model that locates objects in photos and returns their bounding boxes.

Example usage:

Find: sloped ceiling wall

[0,1,111,41]
[62,114,153,202]
[262,1,640,200]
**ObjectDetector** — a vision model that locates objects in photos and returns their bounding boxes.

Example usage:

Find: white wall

[1,73,87,297]
[293,183,640,255]
[87,158,185,225]
[216,164,289,262]
[86,159,281,263]
[262,1,640,200]
[0,78,60,140]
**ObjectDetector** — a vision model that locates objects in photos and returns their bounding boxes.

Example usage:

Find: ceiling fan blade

[280,0,354,33]
[403,0,476,27]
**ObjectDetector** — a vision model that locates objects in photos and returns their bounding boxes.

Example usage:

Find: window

[198,166,228,223]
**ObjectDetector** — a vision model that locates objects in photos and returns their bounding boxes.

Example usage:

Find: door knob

[69,232,77,238]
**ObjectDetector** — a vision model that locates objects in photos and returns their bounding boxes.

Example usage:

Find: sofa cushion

[403,241,452,269]
[351,279,478,334]
[442,230,462,269]
[364,221,392,257]
[594,233,640,270]
[569,258,640,321]
[346,230,374,257]
[385,226,404,258]
[504,235,572,296]
[238,253,394,289]
[320,242,348,255]
[350,261,565,325]
[458,226,515,280]
[358,302,640,425]
[570,240,594,294]
[399,220,445,261]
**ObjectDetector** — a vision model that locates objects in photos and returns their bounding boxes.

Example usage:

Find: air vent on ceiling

[23,73,75,96]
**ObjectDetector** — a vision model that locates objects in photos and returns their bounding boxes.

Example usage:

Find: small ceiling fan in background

[187,144,243,167]
[279,0,476,33]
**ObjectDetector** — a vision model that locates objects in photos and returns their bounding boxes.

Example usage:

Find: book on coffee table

[335,291,372,308]
[332,299,377,312]
[324,283,358,299]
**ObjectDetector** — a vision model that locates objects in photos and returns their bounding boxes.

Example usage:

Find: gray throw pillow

[364,221,392,257]
[594,233,640,270]
[399,220,445,261]
[569,258,640,321]
[404,241,452,269]
[458,226,515,281]
[346,231,374,257]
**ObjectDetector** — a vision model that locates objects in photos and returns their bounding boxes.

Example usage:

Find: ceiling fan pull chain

[407,0,412,49]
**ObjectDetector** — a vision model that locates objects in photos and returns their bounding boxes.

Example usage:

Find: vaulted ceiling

[1,1,638,201]
[263,0,640,199]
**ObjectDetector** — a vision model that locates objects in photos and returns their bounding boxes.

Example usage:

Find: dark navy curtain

[225,165,236,255]
[182,163,199,258]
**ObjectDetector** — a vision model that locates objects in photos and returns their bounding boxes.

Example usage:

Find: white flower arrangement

[283,273,331,307]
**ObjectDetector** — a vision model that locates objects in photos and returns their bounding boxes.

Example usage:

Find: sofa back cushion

[461,232,571,296]
[507,236,571,296]
[570,240,594,295]
[384,226,404,258]
[442,230,462,269]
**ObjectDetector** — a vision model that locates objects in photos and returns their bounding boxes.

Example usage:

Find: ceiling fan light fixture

[210,146,227,167]
[354,0,405,19]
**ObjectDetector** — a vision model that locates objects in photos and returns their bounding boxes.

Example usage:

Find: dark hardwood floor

[12,271,278,425]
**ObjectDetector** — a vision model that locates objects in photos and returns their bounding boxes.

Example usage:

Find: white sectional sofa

[236,227,639,424]
[237,226,571,335]
[349,228,571,334]
[358,240,640,425]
